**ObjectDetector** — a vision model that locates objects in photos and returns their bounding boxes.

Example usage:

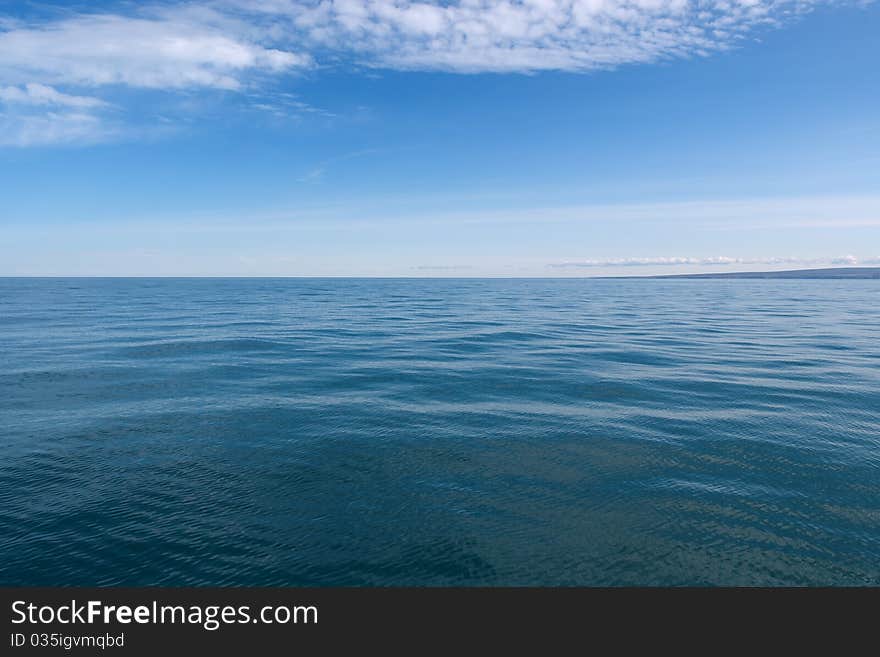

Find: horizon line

[3,266,880,280]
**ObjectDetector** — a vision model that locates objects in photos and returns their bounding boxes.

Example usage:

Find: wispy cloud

[412,264,474,270]
[250,92,335,119]
[0,83,117,146]
[548,255,880,268]
[297,166,327,183]
[0,83,107,108]
[20,193,875,233]
[297,148,382,183]
[0,110,118,147]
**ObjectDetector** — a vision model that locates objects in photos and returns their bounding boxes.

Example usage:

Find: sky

[1,0,878,276]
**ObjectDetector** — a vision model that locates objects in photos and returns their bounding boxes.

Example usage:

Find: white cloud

[0,83,107,108]
[0,0,865,145]
[236,0,837,73]
[247,90,336,119]
[548,255,880,268]
[0,1,853,89]
[0,83,116,146]
[0,111,116,147]
[0,7,311,146]
[0,10,308,91]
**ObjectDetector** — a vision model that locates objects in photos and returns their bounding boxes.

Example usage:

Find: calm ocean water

[1,278,879,586]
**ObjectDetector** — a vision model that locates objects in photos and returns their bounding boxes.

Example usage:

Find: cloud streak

[548,255,880,268]
[0,83,107,108]
[0,111,117,147]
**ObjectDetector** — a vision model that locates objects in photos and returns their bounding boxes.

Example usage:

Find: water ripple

[1,277,879,585]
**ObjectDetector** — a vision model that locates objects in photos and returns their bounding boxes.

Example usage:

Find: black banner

[1,587,876,653]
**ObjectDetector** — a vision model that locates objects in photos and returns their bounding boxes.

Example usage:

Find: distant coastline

[613,267,880,279]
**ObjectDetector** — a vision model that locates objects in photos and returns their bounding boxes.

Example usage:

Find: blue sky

[1,0,878,276]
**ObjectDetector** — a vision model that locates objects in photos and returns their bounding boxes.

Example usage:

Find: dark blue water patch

[1,277,879,586]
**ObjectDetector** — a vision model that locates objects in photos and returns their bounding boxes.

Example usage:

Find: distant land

[627,267,880,279]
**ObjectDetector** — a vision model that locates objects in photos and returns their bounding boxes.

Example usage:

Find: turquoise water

[1,278,879,586]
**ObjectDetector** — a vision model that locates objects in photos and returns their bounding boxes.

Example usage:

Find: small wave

[113,338,287,358]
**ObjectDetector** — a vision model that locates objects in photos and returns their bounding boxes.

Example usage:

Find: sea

[1,277,878,586]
